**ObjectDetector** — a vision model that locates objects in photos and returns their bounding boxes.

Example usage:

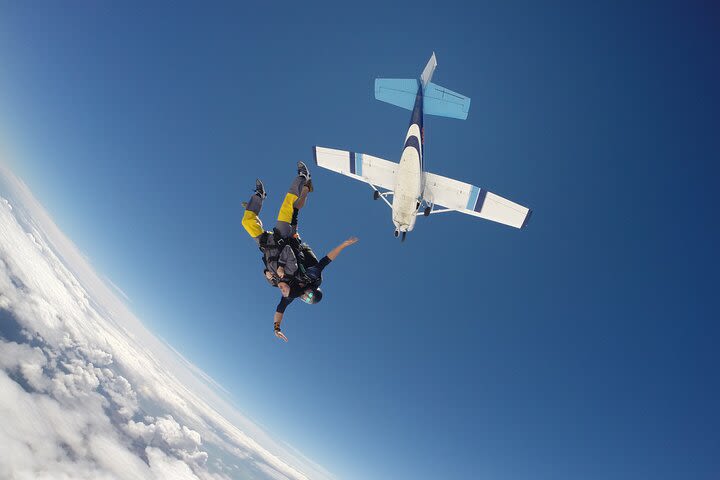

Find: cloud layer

[0,166,332,480]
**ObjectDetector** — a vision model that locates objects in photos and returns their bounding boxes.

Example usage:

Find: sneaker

[297,161,311,179]
[254,179,267,199]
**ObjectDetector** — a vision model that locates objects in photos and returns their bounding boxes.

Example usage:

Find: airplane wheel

[394,229,399,238]
[401,232,407,242]
[424,207,431,217]
[373,191,380,200]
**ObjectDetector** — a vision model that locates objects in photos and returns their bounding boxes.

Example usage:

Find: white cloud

[0,164,333,480]
[146,447,202,480]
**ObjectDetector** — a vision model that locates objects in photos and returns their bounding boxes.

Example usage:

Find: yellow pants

[242,210,264,238]
[242,192,298,238]
[276,193,298,224]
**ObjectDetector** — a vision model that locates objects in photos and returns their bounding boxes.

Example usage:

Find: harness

[259,230,318,286]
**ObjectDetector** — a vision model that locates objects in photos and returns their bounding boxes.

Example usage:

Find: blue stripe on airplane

[410,80,424,128]
[356,153,363,176]
[474,189,487,213]
[404,135,421,154]
[349,152,356,174]
[466,185,480,210]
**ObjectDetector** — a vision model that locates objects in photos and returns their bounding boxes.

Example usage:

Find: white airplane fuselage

[391,83,425,235]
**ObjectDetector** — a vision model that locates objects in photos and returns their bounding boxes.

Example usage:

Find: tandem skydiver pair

[241,162,358,342]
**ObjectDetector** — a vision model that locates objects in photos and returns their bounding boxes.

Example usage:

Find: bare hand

[275,330,288,342]
[276,266,285,278]
[344,237,359,246]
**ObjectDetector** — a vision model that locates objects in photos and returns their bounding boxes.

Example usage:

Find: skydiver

[241,163,358,341]
[272,236,359,342]
[241,162,314,285]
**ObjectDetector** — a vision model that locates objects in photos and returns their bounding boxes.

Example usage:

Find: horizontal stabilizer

[374,78,420,111]
[423,82,471,120]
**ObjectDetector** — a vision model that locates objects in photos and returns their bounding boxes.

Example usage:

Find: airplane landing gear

[401,232,407,242]
[373,190,380,200]
[424,206,431,216]
[394,229,399,238]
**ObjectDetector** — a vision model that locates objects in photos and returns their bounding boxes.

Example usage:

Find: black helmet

[302,287,323,304]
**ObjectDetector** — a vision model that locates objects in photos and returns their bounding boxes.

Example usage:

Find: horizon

[1,2,719,479]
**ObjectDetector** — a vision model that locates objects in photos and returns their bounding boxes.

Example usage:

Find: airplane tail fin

[374,52,470,120]
[420,52,438,87]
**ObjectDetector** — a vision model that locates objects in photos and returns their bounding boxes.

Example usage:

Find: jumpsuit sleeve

[276,297,294,314]
[317,256,332,272]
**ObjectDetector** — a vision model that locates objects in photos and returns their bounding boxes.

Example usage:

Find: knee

[242,212,256,226]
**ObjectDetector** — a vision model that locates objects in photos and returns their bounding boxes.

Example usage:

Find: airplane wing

[313,146,398,191]
[423,171,532,229]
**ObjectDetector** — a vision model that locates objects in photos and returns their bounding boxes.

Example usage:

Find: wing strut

[369,183,393,209]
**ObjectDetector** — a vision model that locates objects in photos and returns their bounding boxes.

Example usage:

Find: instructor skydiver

[273,236,359,342]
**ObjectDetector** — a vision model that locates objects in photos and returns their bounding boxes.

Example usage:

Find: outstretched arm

[326,237,359,261]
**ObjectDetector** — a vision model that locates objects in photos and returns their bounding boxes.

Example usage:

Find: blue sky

[1,1,718,479]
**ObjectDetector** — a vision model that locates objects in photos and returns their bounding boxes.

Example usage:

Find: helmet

[301,288,323,304]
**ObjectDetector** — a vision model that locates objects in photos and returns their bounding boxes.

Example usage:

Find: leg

[242,193,265,241]
[276,175,309,238]
[294,186,310,209]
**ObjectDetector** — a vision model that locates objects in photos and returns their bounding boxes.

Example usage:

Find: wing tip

[521,209,533,229]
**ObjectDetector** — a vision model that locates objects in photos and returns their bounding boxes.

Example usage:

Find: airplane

[313,52,532,242]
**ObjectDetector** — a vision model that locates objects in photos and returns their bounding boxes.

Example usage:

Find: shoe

[297,161,311,179]
[241,201,248,209]
[254,179,266,199]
